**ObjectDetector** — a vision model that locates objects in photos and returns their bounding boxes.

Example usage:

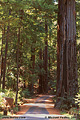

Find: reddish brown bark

[55,0,78,108]
[43,19,48,93]
[38,49,43,93]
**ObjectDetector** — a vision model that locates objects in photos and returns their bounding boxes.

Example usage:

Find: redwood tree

[2,26,9,90]
[0,26,5,87]
[43,19,48,93]
[38,48,43,93]
[55,0,78,109]
[15,28,20,105]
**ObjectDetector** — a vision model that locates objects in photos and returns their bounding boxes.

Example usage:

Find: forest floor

[1,95,70,120]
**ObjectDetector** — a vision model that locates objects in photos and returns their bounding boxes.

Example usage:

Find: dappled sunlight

[42,99,52,102]
[9,95,70,120]
[16,112,25,115]
[35,99,53,103]
[24,103,54,108]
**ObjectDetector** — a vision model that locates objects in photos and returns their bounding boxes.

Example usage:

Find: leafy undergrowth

[0,89,16,106]
[61,110,80,120]
[60,95,80,120]
[0,89,20,118]
[0,88,38,119]
[0,104,21,119]
[54,93,80,120]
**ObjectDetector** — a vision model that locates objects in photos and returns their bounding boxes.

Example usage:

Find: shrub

[20,88,30,98]
[0,89,16,109]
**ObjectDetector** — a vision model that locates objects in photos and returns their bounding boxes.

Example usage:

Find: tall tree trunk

[28,42,35,94]
[31,46,35,70]
[55,0,78,109]
[31,43,35,92]
[0,26,5,87]
[38,49,43,93]
[48,29,52,81]
[15,28,20,105]
[43,19,48,93]
[2,26,9,90]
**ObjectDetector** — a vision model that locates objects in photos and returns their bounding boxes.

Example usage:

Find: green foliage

[4,90,15,98]
[19,88,31,98]
[13,104,19,113]
[0,0,58,96]
[75,94,80,108]
[69,107,80,115]
[0,92,5,107]
[0,89,16,108]
[59,96,75,110]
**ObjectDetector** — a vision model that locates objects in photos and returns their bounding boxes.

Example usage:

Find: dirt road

[1,95,69,120]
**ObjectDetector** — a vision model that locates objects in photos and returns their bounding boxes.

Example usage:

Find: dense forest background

[0,0,80,111]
